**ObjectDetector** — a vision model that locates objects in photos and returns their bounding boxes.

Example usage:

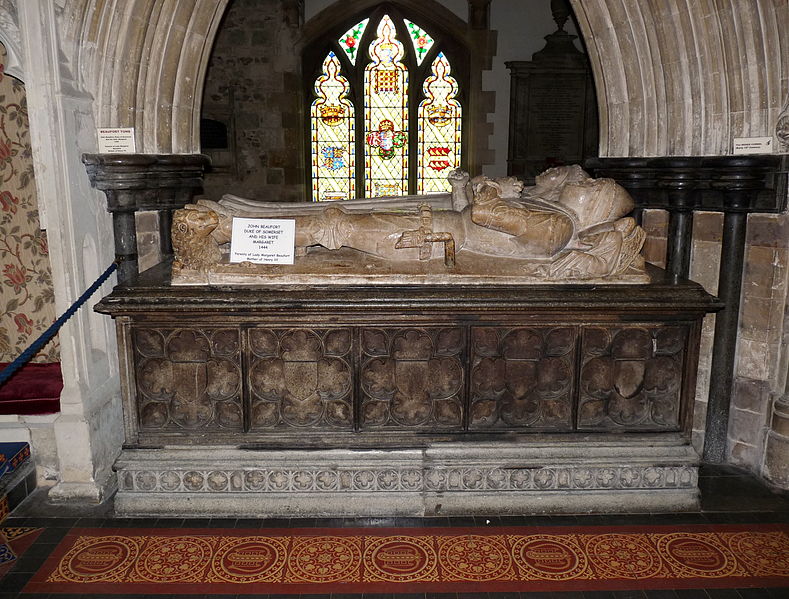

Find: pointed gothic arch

[64,0,230,153]
[56,0,787,160]
[303,3,470,200]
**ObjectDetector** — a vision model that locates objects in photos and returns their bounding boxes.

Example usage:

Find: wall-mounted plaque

[506,9,598,183]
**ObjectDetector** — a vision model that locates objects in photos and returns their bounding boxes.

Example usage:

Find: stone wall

[201,0,305,202]
[641,207,789,480]
[731,214,789,470]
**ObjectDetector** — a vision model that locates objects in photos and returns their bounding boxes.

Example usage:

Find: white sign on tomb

[230,217,296,264]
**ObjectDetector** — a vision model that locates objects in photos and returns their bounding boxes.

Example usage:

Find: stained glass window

[311,52,355,201]
[338,18,369,65]
[403,19,435,65]
[364,14,408,197]
[309,11,463,201]
[418,52,461,194]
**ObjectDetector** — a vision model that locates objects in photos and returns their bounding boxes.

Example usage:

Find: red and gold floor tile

[23,523,789,595]
[0,526,43,579]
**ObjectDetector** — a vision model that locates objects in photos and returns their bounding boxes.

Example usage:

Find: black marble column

[83,154,210,285]
[653,158,700,281]
[587,155,788,463]
[702,158,768,461]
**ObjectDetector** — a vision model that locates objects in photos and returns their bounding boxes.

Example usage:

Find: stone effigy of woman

[171,165,646,282]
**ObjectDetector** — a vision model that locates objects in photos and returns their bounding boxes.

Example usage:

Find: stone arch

[55,1,788,159]
[63,0,230,154]
[571,0,788,157]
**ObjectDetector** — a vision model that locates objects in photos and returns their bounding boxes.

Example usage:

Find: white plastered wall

[8,0,122,501]
[4,0,228,502]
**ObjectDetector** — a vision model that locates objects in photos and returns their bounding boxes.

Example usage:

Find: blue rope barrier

[0,261,118,387]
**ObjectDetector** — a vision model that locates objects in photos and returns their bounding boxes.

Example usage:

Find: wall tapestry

[0,43,59,363]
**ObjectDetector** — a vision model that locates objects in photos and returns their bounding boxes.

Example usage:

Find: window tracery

[308,9,464,201]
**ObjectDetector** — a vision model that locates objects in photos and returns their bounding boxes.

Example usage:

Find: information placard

[97,128,136,153]
[230,217,295,264]
[733,136,773,155]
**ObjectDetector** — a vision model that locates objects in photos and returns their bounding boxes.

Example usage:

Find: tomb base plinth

[114,438,699,516]
[96,263,720,516]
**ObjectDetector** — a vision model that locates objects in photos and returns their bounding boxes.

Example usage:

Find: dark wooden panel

[578,325,688,431]
[469,326,576,430]
[134,327,242,432]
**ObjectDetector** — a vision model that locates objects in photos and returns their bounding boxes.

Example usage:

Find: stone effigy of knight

[171,165,646,283]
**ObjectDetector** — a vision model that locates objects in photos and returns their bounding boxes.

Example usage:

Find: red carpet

[24,523,789,594]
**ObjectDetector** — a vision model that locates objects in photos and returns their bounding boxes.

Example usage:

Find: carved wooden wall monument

[90,159,721,516]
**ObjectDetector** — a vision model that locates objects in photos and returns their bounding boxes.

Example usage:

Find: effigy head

[496,176,525,198]
[535,164,590,190]
[557,178,635,229]
[469,175,524,200]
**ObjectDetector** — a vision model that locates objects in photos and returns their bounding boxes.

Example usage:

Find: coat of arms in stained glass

[418,52,461,194]
[311,52,355,201]
[364,14,408,197]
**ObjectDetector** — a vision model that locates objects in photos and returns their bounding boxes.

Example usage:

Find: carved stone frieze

[579,326,687,430]
[248,328,353,429]
[134,327,242,431]
[360,327,465,429]
[118,464,697,493]
[469,326,576,430]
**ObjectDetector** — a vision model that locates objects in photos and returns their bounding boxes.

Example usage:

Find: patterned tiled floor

[0,464,787,599]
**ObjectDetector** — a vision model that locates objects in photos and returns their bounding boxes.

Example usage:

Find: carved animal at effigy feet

[171,208,223,271]
[171,166,647,285]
